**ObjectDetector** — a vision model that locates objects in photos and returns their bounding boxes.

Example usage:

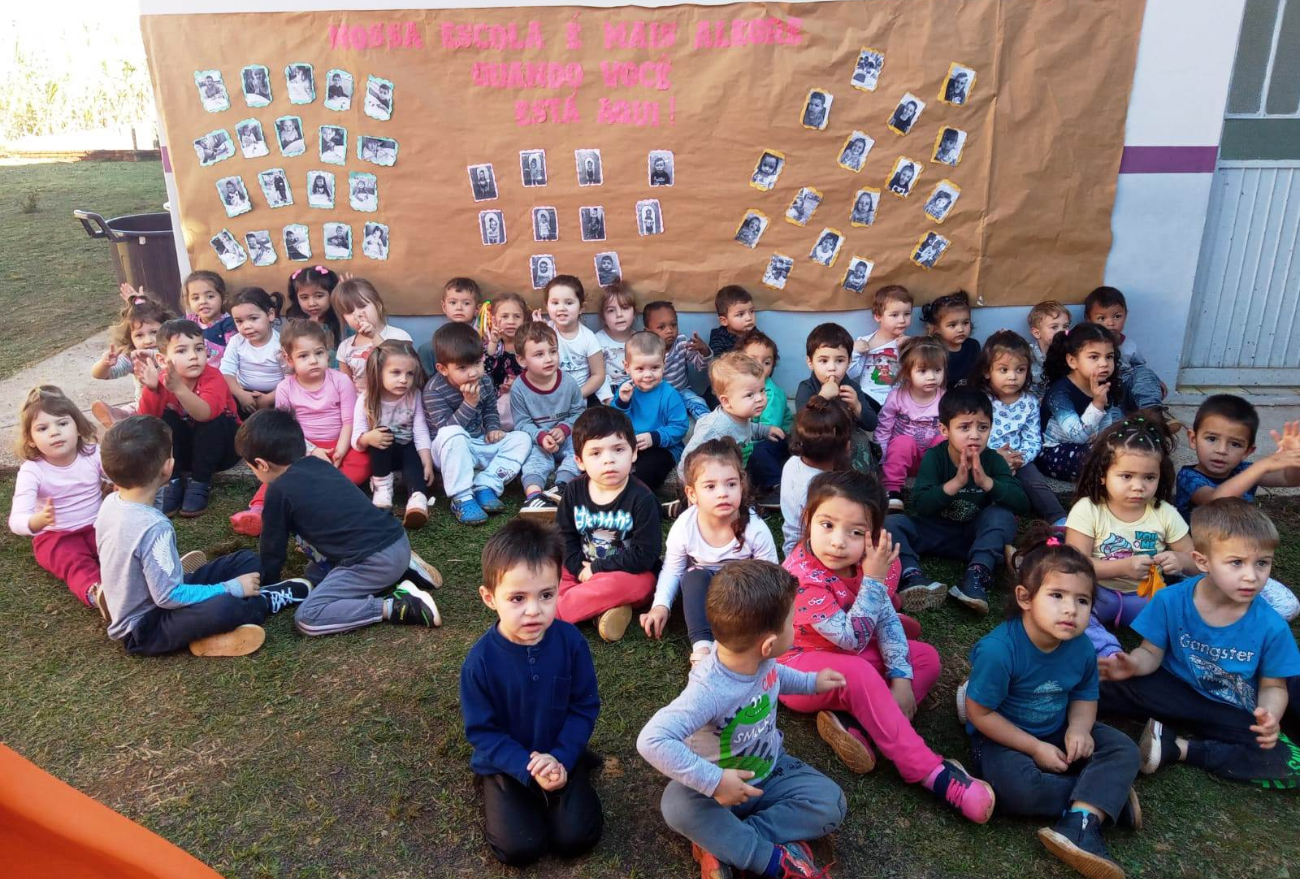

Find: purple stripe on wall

[161,145,171,173]
[1119,145,1218,174]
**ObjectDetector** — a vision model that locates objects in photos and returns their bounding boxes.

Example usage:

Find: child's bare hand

[540,433,559,453]
[1064,728,1094,762]
[618,381,635,404]
[536,763,567,791]
[1251,707,1280,749]
[1266,447,1300,473]
[853,337,871,355]
[485,429,505,444]
[29,498,55,533]
[236,572,261,597]
[366,427,394,449]
[1090,377,1110,406]
[862,528,899,581]
[1034,741,1070,773]
[837,385,861,415]
[819,379,839,400]
[640,605,670,639]
[422,458,434,484]
[160,364,182,392]
[1151,551,1182,575]
[1098,651,1138,682]
[767,426,785,441]
[635,432,653,451]
[1270,421,1300,453]
[969,451,993,490]
[100,346,121,366]
[549,427,566,446]
[527,751,559,777]
[579,562,593,583]
[461,381,481,406]
[1126,554,1155,579]
[815,668,847,693]
[688,333,711,358]
[713,769,762,806]
[118,282,143,303]
[532,308,546,323]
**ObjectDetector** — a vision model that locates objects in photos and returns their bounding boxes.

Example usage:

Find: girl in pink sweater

[874,337,948,509]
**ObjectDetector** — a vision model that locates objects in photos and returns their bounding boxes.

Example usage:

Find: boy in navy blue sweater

[461,517,603,867]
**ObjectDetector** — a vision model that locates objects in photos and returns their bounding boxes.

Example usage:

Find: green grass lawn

[0,161,168,380]
[1,475,1297,879]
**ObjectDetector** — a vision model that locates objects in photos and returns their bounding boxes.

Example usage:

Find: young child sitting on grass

[96,415,310,657]
[461,518,603,867]
[1084,286,1180,430]
[849,283,914,409]
[709,285,758,357]
[637,559,848,879]
[611,330,688,492]
[795,322,878,471]
[680,352,781,475]
[511,322,585,518]
[736,328,792,501]
[418,277,481,374]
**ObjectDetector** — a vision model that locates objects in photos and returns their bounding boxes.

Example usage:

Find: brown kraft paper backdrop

[141,0,1146,315]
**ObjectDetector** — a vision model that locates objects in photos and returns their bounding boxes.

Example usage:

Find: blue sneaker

[159,476,186,518]
[451,495,489,525]
[473,487,505,514]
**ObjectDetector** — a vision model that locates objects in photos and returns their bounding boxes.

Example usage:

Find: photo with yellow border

[799,88,833,130]
[749,149,786,192]
[850,48,884,92]
[849,187,881,227]
[886,156,922,198]
[910,231,951,270]
[734,209,769,249]
[836,130,874,173]
[809,227,846,268]
[784,186,824,227]
[923,180,961,224]
[939,62,977,106]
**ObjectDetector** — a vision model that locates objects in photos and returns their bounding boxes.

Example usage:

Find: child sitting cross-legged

[637,559,847,879]
[875,336,947,512]
[511,322,585,519]
[681,352,782,479]
[642,300,711,419]
[611,330,688,492]
[96,415,311,657]
[795,322,878,471]
[354,340,434,526]
[237,409,443,636]
[1099,499,1300,789]
[965,527,1141,879]
[736,328,792,501]
[461,518,603,867]
[1039,323,1123,482]
[885,387,1030,615]
[555,407,662,642]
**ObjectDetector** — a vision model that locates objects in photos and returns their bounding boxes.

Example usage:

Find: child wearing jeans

[611,331,688,491]
[875,336,947,510]
[637,560,847,879]
[511,322,585,517]
[555,407,662,643]
[643,300,711,418]
[849,283,914,408]
[353,340,434,526]
[461,519,603,866]
[966,528,1141,879]
[1085,286,1179,429]
[1039,323,1124,481]
[1027,300,1071,398]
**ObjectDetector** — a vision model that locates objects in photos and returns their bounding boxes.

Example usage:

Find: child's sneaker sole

[690,843,733,879]
[948,585,989,615]
[1121,788,1142,831]
[408,551,443,590]
[179,551,209,575]
[403,506,429,529]
[955,679,969,725]
[188,624,266,657]
[1036,827,1125,879]
[519,503,557,522]
[661,499,682,519]
[897,580,947,613]
[597,605,633,642]
[1138,718,1163,775]
[816,710,876,774]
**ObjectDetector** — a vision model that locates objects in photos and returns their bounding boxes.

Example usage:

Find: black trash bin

[74,210,183,312]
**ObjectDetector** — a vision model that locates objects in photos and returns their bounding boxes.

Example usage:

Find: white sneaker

[1262,578,1299,621]
[403,491,429,528]
[955,679,969,725]
[520,494,557,521]
[371,474,394,510]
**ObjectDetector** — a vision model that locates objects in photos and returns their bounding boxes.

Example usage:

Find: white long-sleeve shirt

[652,506,778,610]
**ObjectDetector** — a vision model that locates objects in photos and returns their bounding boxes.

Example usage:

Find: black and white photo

[349,172,378,212]
[851,48,884,92]
[286,63,315,104]
[580,206,606,242]
[357,135,398,167]
[575,149,603,186]
[468,163,498,201]
[749,150,785,191]
[924,180,961,224]
[364,75,394,121]
[887,93,925,136]
[648,150,674,186]
[274,116,305,157]
[785,187,822,227]
[324,68,353,111]
[800,88,832,130]
[849,187,880,227]
[362,222,389,260]
[841,257,874,294]
[240,65,272,107]
[761,253,793,290]
[887,156,922,198]
[636,199,664,236]
[594,252,621,287]
[809,228,845,268]
[194,70,229,113]
[235,118,268,159]
[521,150,548,186]
[258,168,292,208]
[210,229,246,271]
[307,170,335,209]
[283,224,311,261]
[940,63,976,106]
[932,127,968,167]
[533,206,559,242]
[479,210,506,246]
[323,222,352,260]
[216,175,251,218]
[837,131,874,173]
[319,125,347,165]
[192,129,234,166]
[530,255,556,290]
[911,231,951,269]
[245,230,276,267]
[733,210,768,249]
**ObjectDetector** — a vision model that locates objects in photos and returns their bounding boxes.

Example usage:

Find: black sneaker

[756,487,781,510]
[887,490,904,512]
[1139,718,1177,775]
[519,494,558,521]
[261,578,312,614]
[179,479,211,518]
[1037,810,1123,879]
[897,568,947,612]
[949,563,992,614]
[160,476,186,517]
[388,581,441,627]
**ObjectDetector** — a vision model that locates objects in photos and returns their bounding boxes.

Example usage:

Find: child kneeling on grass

[95,415,310,657]
[637,559,847,879]
[461,518,603,867]
[236,409,443,636]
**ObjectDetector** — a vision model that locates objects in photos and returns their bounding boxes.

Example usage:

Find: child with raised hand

[418,277,481,375]
[181,271,236,366]
[353,340,433,526]
[611,330,688,491]
[736,328,792,500]
[637,559,847,879]
[795,322,878,471]
[680,352,779,476]
[425,322,531,526]
[875,336,947,511]
[643,299,711,418]
[334,277,412,392]
[461,518,603,867]
[596,283,637,404]
[98,415,311,657]
[9,386,109,611]
[1085,286,1179,429]
[709,285,757,357]
[1099,499,1300,789]
[483,292,530,430]
[542,275,605,404]
[1065,414,1200,656]
[885,387,1030,614]
[973,330,1066,523]
[849,283,914,408]
[220,287,289,417]
[90,296,172,428]
[781,395,853,557]
[781,471,995,823]
[965,526,1141,879]
[1027,300,1071,397]
[922,290,979,388]
[641,439,779,664]
[1039,322,1124,481]
[511,322,585,518]
[238,409,443,637]
[285,265,342,356]
[555,407,662,642]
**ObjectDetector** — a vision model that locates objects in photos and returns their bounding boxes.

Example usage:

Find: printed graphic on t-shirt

[1019,680,1066,725]
[1098,530,1160,559]
[574,504,633,561]
[1180,636,1259,711]
[866,349,898,387]
[718,692,778,778]
[893,410,940,444]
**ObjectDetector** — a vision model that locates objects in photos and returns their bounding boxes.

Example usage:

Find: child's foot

[371,475,394,510]
[816,710,876,774]
[188,623,266,657]
[897,568,947,612]
[769,841,825,879]
[179,480,211,518]
[520,494,557,521]
[887,490,904,512]
[949,564,992,614]
[1117,788,1142,830]
[473,487,505,514]
[690,842,733,879]
[261,578,312,614]
[179,551,209,574]
[1037,810,1124,879]
[924,759,995,824]
[955,679,969,725]
[387,581,441,627]
[1138,718,1177,775]
[230,509,263,537]
[450,495,489,526]
[87,583,110,624]
[407,550,443,590]
[597,605,633,642]
[160,476,187,518]
[403,491,430,529]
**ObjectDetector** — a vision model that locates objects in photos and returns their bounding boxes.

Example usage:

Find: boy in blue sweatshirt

[612,331,688,491]
[461,517,603,867]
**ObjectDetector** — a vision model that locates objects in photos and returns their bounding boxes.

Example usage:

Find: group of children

[9,271,1300,879]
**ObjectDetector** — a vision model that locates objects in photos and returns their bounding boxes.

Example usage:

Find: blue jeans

[1122,363,1165,411]
[885,505,1018,572]
[123,550,266,655]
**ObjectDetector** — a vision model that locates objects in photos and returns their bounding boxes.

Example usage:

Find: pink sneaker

[925,759,995,824]
[230,508,263,537]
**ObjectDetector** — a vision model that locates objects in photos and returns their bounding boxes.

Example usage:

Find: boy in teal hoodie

[736,329,791,499]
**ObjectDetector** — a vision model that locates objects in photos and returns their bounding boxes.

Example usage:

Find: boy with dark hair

[236,409,442,635]
[511,322,586,518]
[1084,286,1179,429]
[96,415,309,657]
[137,318,242,517]
[643,300,711,418]
[418,277,483,374]
[710,285,757,357]
[638,559,848,879]
[612,330,689,491]
[461,518,603,866]
[795,322,878,472]
[555,407,662,642]
[424,321,532,525]
[885,387,1029,614]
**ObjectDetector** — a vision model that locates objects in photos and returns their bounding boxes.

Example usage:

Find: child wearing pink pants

[875,337,947,511]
